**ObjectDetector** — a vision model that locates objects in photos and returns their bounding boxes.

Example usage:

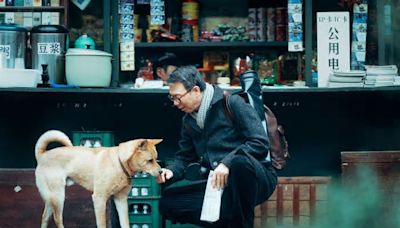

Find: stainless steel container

[31,25,69,84]
[0,24,28,69]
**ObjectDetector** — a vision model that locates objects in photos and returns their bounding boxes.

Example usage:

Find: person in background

[153,52,180,83]
[157,65,277,228]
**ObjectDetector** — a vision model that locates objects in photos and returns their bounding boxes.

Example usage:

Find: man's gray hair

[167,65,206,91]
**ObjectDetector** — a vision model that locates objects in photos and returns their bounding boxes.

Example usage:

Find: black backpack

[223,92,290,170]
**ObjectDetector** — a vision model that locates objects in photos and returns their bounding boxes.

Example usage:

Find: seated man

[153,52,180,83]
[157,66,277,228]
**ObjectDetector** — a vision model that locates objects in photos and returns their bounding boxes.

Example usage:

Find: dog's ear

[148,139,163,145]
[138,140,147,151]
[118,139,146,161]
[138,139,162,150]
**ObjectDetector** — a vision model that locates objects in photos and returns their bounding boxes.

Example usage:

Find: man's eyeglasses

[168,89,191,104]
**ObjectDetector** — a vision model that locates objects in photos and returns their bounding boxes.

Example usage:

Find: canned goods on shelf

[182,0,199,20]
[276,24,287,41]
[181,20,199,42]
[276,7,287,25]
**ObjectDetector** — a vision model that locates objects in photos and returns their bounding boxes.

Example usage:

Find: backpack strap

[223,91,273,166]
[222,91,234,123]
[223,91,251,122]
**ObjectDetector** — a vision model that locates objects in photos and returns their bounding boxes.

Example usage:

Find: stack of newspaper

[328,70,366,88]
[364,65,398,87]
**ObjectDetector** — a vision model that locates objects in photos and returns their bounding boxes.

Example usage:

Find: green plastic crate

[71,131,114,147]
[128,199,161,228]
[130,172,161,198]
[130,222,154,228]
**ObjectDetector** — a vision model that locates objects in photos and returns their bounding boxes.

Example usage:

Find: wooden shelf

[0,6,65,12]
[0,0,69,27]
[1,86,400,94]
[135,41,288,49]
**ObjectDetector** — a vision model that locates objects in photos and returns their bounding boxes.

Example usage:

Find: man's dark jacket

[167,86,270,180]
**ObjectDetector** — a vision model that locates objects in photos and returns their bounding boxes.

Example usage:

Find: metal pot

[65,48,112,87]
[30,25,69,84]
[0,24,28,69]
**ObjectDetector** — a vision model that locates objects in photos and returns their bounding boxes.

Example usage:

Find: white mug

[134,77,144,88]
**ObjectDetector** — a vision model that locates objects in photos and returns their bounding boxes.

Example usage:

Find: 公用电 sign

[317,12,350,87]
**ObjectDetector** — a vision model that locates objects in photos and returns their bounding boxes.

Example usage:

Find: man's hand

[157,168,173,183]
[212,163,229,189]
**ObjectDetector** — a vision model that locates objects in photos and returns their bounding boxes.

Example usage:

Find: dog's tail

[35,130,73,160]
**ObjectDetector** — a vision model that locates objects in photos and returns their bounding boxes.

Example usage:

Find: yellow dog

[34,130,162,228]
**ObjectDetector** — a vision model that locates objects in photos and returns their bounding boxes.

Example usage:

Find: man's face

[168,82,202,113]
[157,65,177,82]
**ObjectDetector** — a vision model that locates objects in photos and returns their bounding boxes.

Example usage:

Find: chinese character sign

[0,45,11,59]
[37,43,61,55]
[317,12,350,87]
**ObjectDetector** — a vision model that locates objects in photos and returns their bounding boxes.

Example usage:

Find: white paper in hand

[200,170,224,222]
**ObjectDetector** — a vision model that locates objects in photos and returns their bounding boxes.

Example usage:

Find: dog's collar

[118,155,132,179]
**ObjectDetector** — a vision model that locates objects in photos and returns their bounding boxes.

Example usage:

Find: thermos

[31,25,69,84]
[0,24,28,69]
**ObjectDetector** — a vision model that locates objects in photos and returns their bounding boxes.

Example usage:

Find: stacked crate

[71,131,115,147]
[129,172,161,228]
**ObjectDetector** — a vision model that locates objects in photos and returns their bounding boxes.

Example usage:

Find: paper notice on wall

[200,171,224,223]
[119,1,135,71]
[150,0,165,25]
[351,1,368,70]
[317,12,350,87]
[288,0,303,52]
